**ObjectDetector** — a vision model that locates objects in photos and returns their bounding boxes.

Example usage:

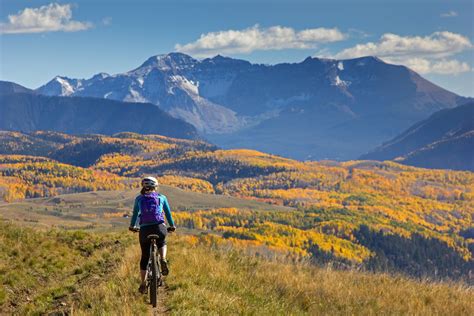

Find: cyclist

[129,176,176,293]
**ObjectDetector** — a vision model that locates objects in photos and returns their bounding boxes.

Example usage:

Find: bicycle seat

[147,234,160,240]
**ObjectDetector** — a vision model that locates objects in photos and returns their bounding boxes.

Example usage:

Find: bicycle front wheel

[150,246,159,307]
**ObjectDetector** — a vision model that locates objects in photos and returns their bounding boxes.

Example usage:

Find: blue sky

[1,0,473,96]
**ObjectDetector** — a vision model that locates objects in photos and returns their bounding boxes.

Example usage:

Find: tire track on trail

[125,243,171,315]
[153,281,170,315]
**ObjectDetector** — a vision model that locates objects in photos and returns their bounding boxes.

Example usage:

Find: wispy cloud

[397,58,470,75]
[175,25,346,56]
[102,17,112,26]
[440,10,458,18]
[0,3,92,34]
[333,32,472,75]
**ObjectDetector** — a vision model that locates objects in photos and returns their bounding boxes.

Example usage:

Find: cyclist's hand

[167,226,176,233]
[129,226,139,232]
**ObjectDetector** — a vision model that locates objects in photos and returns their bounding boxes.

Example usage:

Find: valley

[0,131,472,283]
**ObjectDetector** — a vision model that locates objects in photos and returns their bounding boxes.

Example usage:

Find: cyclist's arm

[162,196,175,227]
[129,197,140,227]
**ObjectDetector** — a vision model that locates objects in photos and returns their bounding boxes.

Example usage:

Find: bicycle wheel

[150,244,158,307]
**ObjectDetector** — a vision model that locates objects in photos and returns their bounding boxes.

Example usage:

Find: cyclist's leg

[156,223,168,258]
[157,223,169,275]
[139,227,152,286]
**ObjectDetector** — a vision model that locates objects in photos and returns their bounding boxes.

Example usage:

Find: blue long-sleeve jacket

[130,193,175,228]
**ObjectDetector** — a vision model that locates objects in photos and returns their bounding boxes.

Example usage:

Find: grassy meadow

[1,221,473,315]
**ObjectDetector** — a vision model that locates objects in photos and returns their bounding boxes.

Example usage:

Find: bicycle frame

[145,236,162,307]
[146,238,161,284]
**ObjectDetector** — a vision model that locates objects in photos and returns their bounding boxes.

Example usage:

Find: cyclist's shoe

[160,259,169,276]
[138,283,147,294]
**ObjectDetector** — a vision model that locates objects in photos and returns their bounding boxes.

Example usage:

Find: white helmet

[141,176,159,188]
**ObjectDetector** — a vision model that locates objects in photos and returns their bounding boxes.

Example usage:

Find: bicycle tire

[150,244,158,307]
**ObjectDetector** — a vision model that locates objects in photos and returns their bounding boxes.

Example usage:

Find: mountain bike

[130,226,174,307]
[146,233,162,307]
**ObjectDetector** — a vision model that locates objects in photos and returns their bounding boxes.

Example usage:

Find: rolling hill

[361,102,474,171]
[0,131,472,281]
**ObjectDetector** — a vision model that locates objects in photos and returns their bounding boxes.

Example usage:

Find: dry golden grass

[73,245,150,315]
[32,232,474,315]
[2,224,472,315]
[165,235,474,315]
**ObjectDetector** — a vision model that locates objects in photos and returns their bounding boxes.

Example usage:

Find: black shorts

[139,223,167,270]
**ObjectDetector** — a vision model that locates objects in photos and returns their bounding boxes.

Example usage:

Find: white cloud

[333,32,472,75]
[335,32,471,59]
[429,59,471,74]
[0,3,92,34]
[175,25,346,56]
[387,57,471,75]
[441,10,458,18]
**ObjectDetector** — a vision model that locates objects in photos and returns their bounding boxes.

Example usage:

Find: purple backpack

[139,192,164,224]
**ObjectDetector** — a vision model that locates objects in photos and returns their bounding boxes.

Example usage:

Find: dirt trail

[115,244,172,315]
[124,244,171,315]
[152,281,170,315]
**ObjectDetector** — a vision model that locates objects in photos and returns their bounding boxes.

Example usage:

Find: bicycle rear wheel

[150,245,158,307]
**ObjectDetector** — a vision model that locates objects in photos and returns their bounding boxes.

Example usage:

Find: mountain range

[36,53,470,160]
[361,102,474,171]
[0,81,198,139]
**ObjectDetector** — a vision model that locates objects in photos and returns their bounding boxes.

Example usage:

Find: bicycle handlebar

[129,226,140,232]
[128,226,176,233]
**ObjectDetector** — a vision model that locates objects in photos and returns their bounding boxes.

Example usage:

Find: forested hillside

[0,130,472,281]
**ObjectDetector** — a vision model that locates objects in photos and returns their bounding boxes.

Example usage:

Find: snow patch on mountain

[332,75,350,87]
[170,75,199,95]
[124,89,147,103]
[56,77,75,95]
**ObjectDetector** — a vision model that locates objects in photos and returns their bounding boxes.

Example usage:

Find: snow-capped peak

[53,76,76,96]
[91,72,110,80]
[137,52,198,70]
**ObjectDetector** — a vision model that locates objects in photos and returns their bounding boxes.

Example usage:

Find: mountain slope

[36,53,469,160]
[0,80,34,95]
[361,102,474,171]
[0,89,198,139]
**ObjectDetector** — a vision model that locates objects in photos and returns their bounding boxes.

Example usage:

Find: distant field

[0,185,292,230]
